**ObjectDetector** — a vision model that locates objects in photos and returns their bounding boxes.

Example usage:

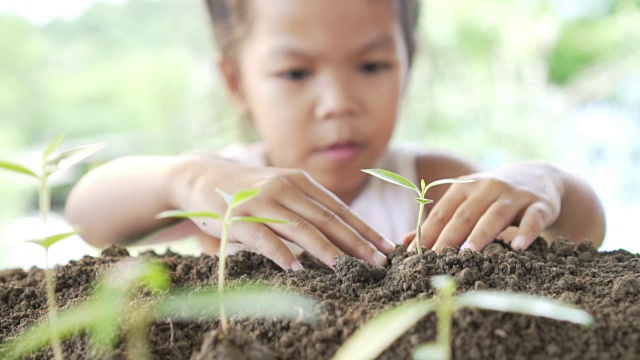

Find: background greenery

[1,0,639,269]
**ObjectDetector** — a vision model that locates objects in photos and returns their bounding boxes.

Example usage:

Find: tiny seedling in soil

[0,259,317,360]
[157,187,287,335]
[0,134,102,360]
[333,275,594,360]
[362,169,474,255]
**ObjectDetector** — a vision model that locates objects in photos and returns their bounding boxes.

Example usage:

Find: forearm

[65,156,181,247]
[544,169,606,247]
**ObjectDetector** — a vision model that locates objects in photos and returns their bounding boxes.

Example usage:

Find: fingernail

[382,238,396,253]
[461,242,477,252]
[373,252,388,266]
[290,259,304,271]
[511,235,527,250]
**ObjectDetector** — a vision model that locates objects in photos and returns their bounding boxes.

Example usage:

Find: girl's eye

[360,62,391,74]
[278,69,310,81]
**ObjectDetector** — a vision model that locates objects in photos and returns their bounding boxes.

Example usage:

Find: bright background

[1,0,639,270]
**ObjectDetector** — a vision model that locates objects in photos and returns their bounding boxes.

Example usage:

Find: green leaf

[25,231,78,251]
[423,178,475,194]
[232,216,288,224]
[332,299,436,360]
[415,198,434,205]
[361,169,420,194]
[0,160,37,178]
[139,261,171,292]
[99,259,170,293]
[413,343,448,360]
[44,143,104,175]
[156,210,222,220]
[88,291,124,351]
[431,275,456,291]
[154,285,318,323]
[216,188,234,205]
[231,188,261,207]
[42,134,64,161]
[456,291,595,326]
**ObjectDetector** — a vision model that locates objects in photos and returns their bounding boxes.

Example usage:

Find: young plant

[0,259,317,360]
[333,275,595,360]
[0,134,102,360]
[156,188,287,335]
[0,134,103,223]
[362,169,474,255]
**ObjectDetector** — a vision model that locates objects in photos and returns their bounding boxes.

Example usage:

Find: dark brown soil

[1,238,640,359]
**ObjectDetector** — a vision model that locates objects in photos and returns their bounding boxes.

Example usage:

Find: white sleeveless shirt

[217,143,420,245]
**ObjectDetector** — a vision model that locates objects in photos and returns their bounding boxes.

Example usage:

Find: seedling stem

[157,188,287,335]
[362,169,474,255]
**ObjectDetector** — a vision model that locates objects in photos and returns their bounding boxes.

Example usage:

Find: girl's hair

[205,0,420,67]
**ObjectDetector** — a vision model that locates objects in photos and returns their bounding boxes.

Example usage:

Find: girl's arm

[65,155,395,269]
[65,155,185,247]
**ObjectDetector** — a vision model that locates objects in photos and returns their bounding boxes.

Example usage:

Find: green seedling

[362,169,474,255]
[0,134,102,360]
[333,275,594,360]
[0,134,103,223]
[157,188,287,335]
[0,259,317,360]
[23,231,78,359]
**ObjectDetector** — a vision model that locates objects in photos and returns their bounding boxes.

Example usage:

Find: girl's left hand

[406,163,564,252]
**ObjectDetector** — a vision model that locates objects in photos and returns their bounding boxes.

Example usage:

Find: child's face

[226,0,408,202]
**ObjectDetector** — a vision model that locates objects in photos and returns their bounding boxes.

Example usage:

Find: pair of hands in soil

[169,159,561,271]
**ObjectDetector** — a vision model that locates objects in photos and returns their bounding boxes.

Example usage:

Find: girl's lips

[317,143,361,162]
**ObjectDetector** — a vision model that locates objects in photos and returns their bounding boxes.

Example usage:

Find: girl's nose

[314,74,360,120]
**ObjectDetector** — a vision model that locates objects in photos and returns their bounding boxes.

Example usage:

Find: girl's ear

[218,55,249,115]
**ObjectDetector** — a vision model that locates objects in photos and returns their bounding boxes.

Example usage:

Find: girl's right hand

[168,156,395,270]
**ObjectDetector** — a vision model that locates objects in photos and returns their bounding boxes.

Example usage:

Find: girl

[65,0,605,271]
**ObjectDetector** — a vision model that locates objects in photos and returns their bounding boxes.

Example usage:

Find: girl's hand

[169,157,395,270]
[406,163,563,252]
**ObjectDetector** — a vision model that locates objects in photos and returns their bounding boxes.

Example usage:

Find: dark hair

[204,0,420,66]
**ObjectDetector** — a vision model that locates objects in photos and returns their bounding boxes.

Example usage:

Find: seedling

[333,275,594,360]
[157,188,287,334]
[0,134,103,223]
[362,169,474,255]
[0,259,317,360]
[0,134,102,360]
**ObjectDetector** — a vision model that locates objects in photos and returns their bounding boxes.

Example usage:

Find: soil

[1,238,640,359]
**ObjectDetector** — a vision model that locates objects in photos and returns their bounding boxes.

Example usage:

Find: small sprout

[0,134,102,360]
[333,275,594,360]
[362,169,474,255]
[0,134,103,223]
[157,187,287,335]
[25,231,79,252]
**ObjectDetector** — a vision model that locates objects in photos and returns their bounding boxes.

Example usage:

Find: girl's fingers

[430,186,500,252]
[402,231,416,247]
[287,173,395,253]
[511,202,551,250]
[195,231,221,256]
[275,189,389,266]
[234,205,344,268]
[417,188,469,250]
[462,198,521,251]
